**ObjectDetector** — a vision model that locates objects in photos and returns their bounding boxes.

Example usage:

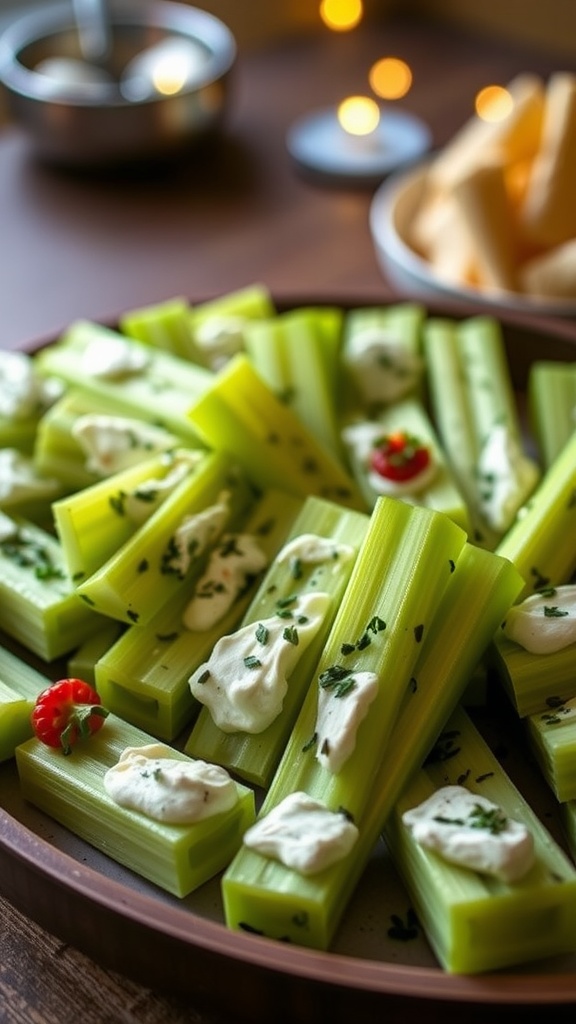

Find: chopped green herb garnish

[255,623,269,645]
[244,655,262,669]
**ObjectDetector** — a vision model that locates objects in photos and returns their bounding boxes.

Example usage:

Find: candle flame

[369,57,412,100]
[475,85,514,122]
[337,95,380,136]
[319,0,363,31]
[151,53,193,96]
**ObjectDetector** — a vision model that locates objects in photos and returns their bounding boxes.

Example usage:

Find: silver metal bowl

[0,1,236,167]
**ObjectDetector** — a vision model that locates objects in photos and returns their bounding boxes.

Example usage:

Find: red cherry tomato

[370,431,431,482]
[31,678,108,755]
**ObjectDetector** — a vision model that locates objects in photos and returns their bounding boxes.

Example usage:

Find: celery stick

[222,539,523,948]
[34,320,212,445]
[0,448,63,527]
[385,706,576,974]
[340,302,425,416]
[15,714,255,897]
[495,430,576,598]
[0,645,51,760]
[0,415,39,455]
[189,284,276,370]
[526,697,576,802]
[423,316,540,548]
[243,307,344,459]
[119,296,195,359]
[185,495,370,786]
[76,451,255,626]
[95,489,303,741]
[67,619,124,689]
[53,449,203,584]
[528,360,576,469]
[34,388,182,492]
[489,631,576,717]
[0,514,106,660]
[186,354,365,511]
[341,397,471,532]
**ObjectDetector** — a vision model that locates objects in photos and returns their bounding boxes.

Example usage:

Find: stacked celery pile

[0,283,574,974]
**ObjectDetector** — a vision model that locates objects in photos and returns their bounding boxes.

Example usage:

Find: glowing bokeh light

[151,52,192,95]
[337,95,380,136]
[319,0,363,31]
[475,85,514,122]
[369,57,412,100]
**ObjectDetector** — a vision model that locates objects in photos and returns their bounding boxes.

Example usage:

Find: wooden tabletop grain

[0,12,575,1024]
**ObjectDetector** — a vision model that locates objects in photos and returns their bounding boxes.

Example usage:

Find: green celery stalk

[186,354,365,511]
[342,396,471,532]
[526,697,576,802]
[0,645,51,760]
[15,713,255,898]
[489,631,576,717]
[0,514,106,660]
[53,448,203,585]
[189,284,276,369]
[67,620,124,689]
[76,451,255,626]
[385,705,576,973]
[34,320,212,445]
[222,539,523,948]
[243,306,344,459]
[528,360,576,469]
[495,430,576,598]
[184,494,370,786]
[119,296,195,359]
[95,489,303,741]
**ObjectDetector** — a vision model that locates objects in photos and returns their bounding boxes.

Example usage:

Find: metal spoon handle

[73,0,111,64]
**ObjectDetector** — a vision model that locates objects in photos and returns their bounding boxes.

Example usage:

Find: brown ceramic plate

[1,298,576,1024]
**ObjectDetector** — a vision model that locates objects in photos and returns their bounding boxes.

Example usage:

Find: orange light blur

[319,0,363,31]
[337,95,380,136]
[475,85,513,122]
[369,57,412,100]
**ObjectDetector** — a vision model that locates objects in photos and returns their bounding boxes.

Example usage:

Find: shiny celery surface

[495,430,576,599]
[243,306,343,459]
[95,489,303,742]
[186,354,365,511]
[526,698,576,802]
[76,452,254,626]
[0,646,51,761]
[222,538,522,948]
[119,296,196,358]
[188,284,276,368]
[385,706,576,974]
[490,631,576,717]
[34,320,212,445]
[528,360,576,469]
[343,396,471,532]
[53,450,200,584]
[67,620,124,690]
[0,515,105,660]
[185,495,369,786]
[15,714,255,898]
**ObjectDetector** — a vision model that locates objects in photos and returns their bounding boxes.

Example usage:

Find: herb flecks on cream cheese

[189,591,331,733]
[103,743,238,824]
[242,791,358,875]
[81,334,150,379]
[72,414,178,476]
[314,668,379,773]
[183,533,268,631]
[0,350,62,420]
[275,532,355,570]
[122,450,202,524]
[402,785,535,883]
[343,328,423,407]
[476,424,539,533]
[168,493,231,579]
[503,585,576,654]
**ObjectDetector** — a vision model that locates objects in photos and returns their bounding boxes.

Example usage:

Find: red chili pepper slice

[370,431,431,482]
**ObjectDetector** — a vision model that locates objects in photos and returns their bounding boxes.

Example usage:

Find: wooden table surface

[1,12,575,1024]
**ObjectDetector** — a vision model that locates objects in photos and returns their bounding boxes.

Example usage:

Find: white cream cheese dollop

[242,791,358,875]
[122,450,203,524]
[502,585,576,654]
[81,333,150,379]
[342,421,437,497]
[275,532,355,570]
[0,448,59,505]
[0,350,63,420]
[169,494,231,578]
[103,743,238,824]
[183,533,268,631]
[476,424,539,533]
[189,591,331,733]
[193,315,247,370]
[72,414,177,476]
[402,785,535,883]
[314,669,379,774]
[342,328,423,407]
